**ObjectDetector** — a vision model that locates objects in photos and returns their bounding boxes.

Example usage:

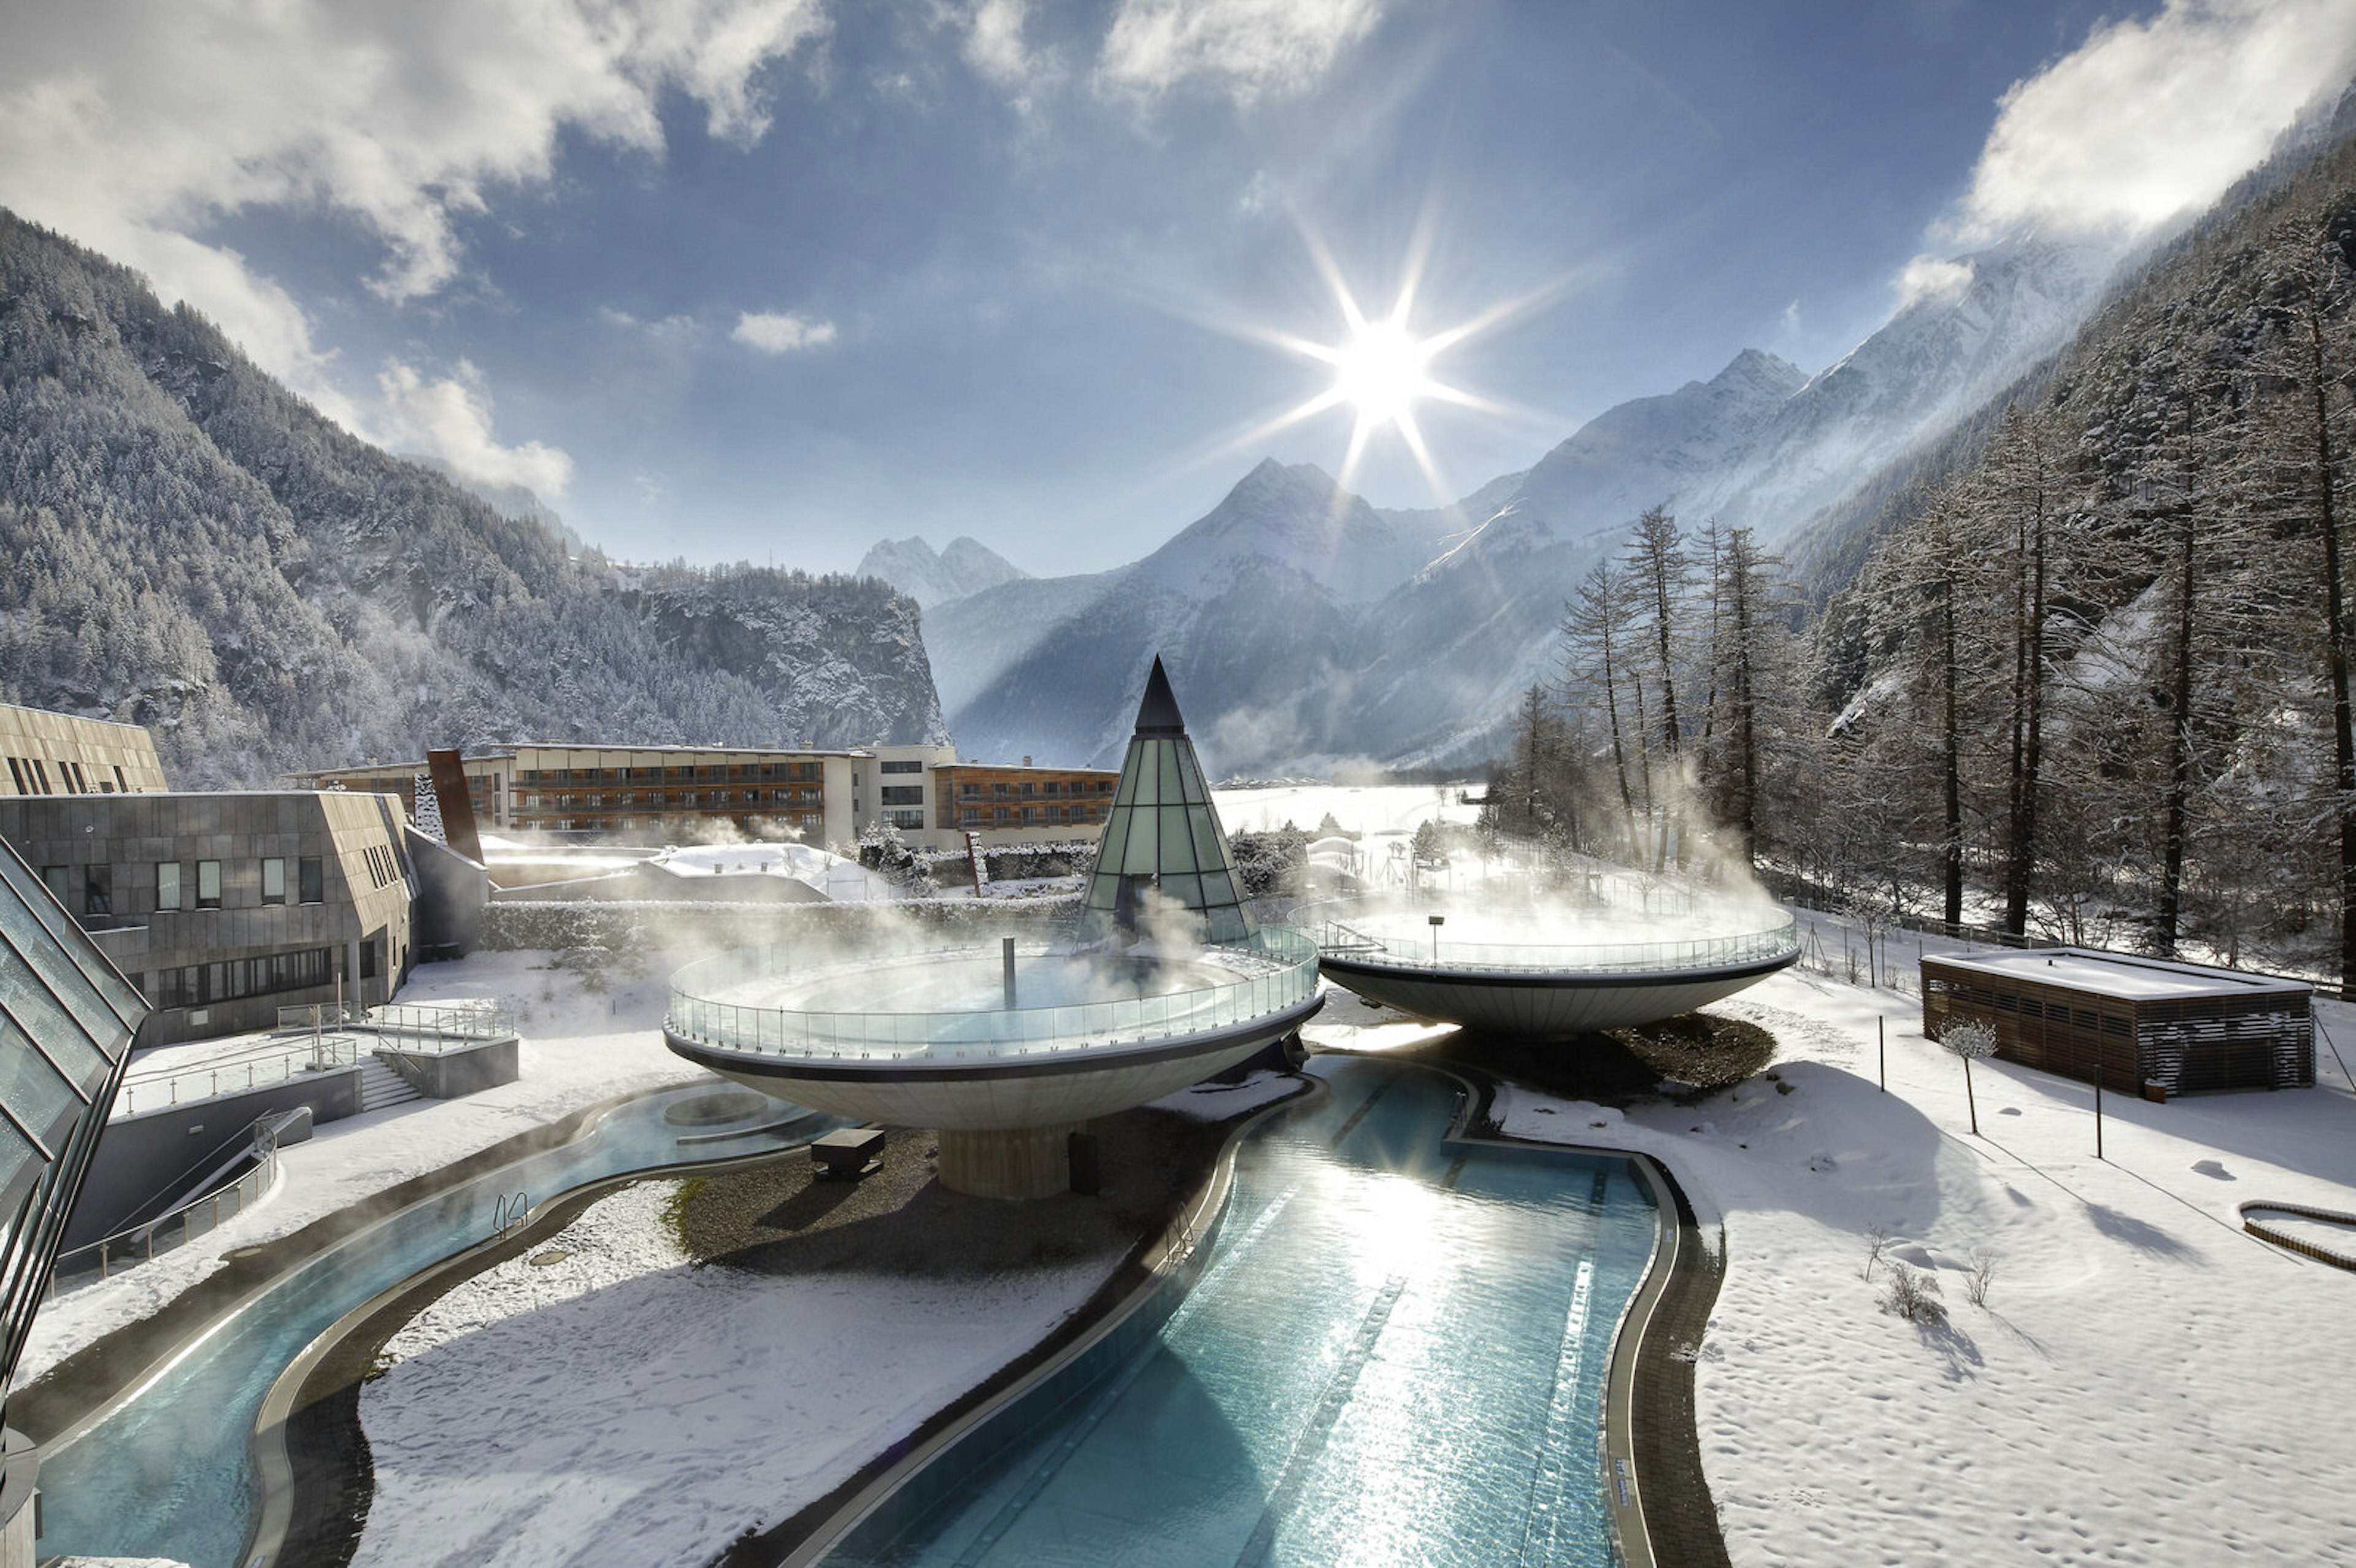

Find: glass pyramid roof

[1080,658,1256,946]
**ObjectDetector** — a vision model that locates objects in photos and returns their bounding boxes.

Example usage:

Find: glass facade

[1080,659,1255,945]
[0,836,147,1424]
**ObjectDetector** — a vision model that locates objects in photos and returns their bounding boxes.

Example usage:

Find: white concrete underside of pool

[1319,956,1796,1037]
[676,1000,1319,1130]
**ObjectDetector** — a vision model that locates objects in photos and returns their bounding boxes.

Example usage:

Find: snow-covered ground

[354,1182,1112,1568]
[1443,966,2356,1567]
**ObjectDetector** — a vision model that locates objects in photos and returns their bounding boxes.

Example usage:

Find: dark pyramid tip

[1134,655,1187,736]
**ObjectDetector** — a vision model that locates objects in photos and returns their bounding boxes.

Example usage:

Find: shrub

[1879,1261,1946,1324]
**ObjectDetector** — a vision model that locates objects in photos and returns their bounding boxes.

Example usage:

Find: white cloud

[377,359,575,499]
[733,310,837,352]
[965,0,1041,86]
[1098,0,1384,105]
[0,0,825,432]
[1896,254,1976,309]
[1953,0,2356,245]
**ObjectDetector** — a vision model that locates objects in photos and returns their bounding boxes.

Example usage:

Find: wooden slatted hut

[1920,948,2312,1094]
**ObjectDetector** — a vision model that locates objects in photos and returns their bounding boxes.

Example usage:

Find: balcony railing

[667,929,1320,1065]
[1315,914,1800,977]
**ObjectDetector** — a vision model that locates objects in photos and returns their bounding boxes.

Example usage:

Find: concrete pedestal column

[936,1123,1081,1200]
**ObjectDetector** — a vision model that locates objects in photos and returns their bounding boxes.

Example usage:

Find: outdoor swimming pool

[33,1085,831,1568]
[814,1057,1660,1567]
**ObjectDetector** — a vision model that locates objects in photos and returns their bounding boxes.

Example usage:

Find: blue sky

[4,0,2352,575]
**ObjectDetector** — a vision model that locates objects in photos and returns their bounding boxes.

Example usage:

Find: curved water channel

[814,1057,1661,1568]
[34,1083,831,1568]
[39,1060,1661,1567]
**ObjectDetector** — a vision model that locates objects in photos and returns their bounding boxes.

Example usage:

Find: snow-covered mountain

[856,534,1029,607]
[936,230,2119,775]
[1704,233,2113,537]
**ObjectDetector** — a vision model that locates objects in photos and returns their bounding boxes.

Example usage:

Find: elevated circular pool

[1314,893,1798,1037]
[664,930,1326,1195]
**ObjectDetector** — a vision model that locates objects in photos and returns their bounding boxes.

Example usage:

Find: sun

[1183,220,1556,504]
[1330,318,1438,428]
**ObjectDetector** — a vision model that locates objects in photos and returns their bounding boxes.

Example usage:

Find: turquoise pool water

[33,1085,830,1568]
[817,1057,1659,1567]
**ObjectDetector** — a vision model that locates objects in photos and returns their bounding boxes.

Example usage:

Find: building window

[158,862,182,911]
[880,786,924,806]
[261,858,286,905]
[68,761,90,792]
[880,759,922,774]
[29,760,52,793]
[83,865,112,917]
[887,809,925,829]
[299,856,323,904]
[961,809,984,826]
[960,783,979,799]
[197,859,222,909]
[38,865,66,904]
[4,759,23,793]
[114,764,128,791]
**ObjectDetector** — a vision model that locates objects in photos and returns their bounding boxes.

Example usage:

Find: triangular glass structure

[1080,656,1255,945]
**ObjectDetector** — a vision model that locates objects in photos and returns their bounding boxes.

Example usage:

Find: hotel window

[29,760,52,793]
[887,809,924,829]
[157,861,182,911]
[261,857,286,905]
[197,860,222,909]
[961,809,984,826]
[114,764,128,791]
[83,865,112,917]
[960,783,979,798]
[880,759,922,774]
[68,762,90,792]
[299,856,323,904]
[4,758,23,792]
[880,786,924,806]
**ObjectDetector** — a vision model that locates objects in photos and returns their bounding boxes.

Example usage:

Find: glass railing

[115,1037,361,1118]
[1315,913,1799,976]
[666,929,1322,1064]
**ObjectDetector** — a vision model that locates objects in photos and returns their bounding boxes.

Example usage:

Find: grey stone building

[0,791,416,1048]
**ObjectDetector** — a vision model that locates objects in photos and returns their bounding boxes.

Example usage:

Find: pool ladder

[493,1191,530,1236]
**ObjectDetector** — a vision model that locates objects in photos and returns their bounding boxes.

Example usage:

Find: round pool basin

[1314,901,1799,1038]
[663,933,1325,1131]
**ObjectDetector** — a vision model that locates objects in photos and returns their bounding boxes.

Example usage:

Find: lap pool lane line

[918,1055,1395,1553]
[1515,1165,1611,1567]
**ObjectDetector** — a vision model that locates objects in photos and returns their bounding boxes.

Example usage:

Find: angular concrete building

[0,702,167,799]
[0,791,416,1048]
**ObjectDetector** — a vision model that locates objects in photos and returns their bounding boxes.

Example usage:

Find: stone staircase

[357,1055,424,1114]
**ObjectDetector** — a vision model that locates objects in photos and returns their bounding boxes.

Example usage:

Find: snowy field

[1212,782,1478,838]
[353,1182,1112,1568]
[1463,966,2356,1567]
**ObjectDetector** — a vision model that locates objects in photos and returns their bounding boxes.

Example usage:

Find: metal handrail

[116,1036,361,1117]
[666,929,1322,1064]
[49,1134,281,1295]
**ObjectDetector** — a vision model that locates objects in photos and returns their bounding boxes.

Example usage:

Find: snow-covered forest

[1490,112,2356,990]
[0,212,945,787]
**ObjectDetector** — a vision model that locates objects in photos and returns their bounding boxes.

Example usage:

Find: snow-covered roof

[646,842,895,902]
[1923,947,2310,1002]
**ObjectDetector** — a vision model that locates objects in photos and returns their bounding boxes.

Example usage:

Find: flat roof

[1923,947,2311,1002]
[0,699,155,734]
